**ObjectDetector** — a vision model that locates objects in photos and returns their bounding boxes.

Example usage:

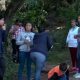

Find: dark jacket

[0,28,6,54]
[31,32,52,56]
[77,22,80,27]
[48,71,69,80]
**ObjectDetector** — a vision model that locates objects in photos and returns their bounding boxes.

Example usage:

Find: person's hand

[74,35,78,39]
[2,24,6,30]
[24,39,30,44]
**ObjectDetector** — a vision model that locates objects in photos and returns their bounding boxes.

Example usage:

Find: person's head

[70,19,76,27]
[78,16,80,22]
[59,63,68,73]
[18,22,23,27]
[0,19,4,27]
[24,22,33,32]
[15,19,20,26]
[37,26,45,33]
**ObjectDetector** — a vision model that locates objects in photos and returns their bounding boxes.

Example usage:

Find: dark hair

[15,19,20,25]
[24,21,33,32]
[71,19,76,22]
[37,26,45,33]
[59,63,67,72]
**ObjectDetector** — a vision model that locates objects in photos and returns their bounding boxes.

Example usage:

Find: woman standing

[16,22,35,80]
[66,19,79,70]
[30,26,52,80]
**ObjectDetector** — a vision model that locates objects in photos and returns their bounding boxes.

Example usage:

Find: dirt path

[13,73,80,80]
[13,63,80,80]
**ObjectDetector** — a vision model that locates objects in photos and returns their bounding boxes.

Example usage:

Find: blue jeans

[30,52,46,80]
[59,74,67,80]
[18,51,32,80]
[49,73,68,80]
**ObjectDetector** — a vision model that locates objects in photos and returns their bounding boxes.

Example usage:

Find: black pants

[0,55,5,80]
[11,39,19,56]
[11,39,19,63]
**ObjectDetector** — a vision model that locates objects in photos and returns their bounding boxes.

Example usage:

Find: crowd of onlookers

[0,16,80,80]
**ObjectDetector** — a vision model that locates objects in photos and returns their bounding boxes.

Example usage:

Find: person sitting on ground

[48,63,69,80]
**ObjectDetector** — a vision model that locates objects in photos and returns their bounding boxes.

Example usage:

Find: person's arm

[16,33,25,45]
[74,28,80,38]
[29,33,35,46]
[78,28,80,37]
[47,33,53,51]
[9,26,16,34]
[66,30,70,45]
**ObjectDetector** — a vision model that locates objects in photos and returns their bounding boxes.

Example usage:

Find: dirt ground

[13,73,79,80]
[12,63,80,80]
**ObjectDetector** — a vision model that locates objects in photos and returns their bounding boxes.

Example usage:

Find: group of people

[9,20,52,80]
[0,16,80,80]
[47,16,80,80]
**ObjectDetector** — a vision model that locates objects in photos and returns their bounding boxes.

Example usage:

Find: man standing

[0,19,6,80]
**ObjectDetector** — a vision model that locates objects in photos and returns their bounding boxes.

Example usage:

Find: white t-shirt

[66,26,79,47]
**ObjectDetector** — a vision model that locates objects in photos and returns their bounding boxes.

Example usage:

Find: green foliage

[51,4,79,50]
[13,0,48,27]
[51,29,66,50]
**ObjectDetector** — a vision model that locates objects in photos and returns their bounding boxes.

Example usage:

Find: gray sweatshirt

[16,32,35,52]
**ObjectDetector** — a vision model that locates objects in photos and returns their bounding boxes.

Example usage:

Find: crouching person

[48,63,69,80]
[0,19,6,80]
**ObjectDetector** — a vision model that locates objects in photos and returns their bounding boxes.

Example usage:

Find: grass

[3,48,71,80]
[47,49,71,64]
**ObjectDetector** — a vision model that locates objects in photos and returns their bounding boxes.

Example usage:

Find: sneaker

[74,73,80,78]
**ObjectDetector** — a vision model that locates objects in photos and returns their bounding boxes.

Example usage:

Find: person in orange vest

[48,63,69,80]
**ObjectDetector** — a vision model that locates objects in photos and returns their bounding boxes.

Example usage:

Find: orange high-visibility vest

[48,65,62,79]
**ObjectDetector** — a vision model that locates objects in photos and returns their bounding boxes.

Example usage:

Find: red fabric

[48,66,62,79]
[69,47,77,67]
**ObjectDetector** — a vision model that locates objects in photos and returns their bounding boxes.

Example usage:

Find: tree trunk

[4,0,25,23]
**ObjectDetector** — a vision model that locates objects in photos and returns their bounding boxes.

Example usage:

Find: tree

[4,0,25,22]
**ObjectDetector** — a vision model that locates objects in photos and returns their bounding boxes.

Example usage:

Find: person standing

[76,16,80,27]
[0,19,6,80]
[66,19,79,70]
[73,16,80,78]
[30,26,52,80]
[9,20,25,63]
[16,22,35,80]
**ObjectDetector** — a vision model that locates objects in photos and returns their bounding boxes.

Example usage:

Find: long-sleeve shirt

[66,26,79,47]
[16,32,35,52]
[9,25,25,39]
[31,32,52,56]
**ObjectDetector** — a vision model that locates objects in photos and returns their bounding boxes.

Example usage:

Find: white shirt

[66,26,79,47]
